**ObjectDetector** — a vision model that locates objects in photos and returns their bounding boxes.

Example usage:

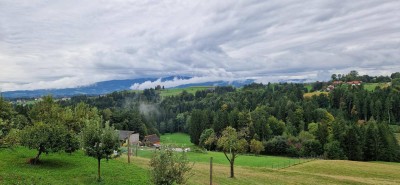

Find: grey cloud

[0,0,399,91]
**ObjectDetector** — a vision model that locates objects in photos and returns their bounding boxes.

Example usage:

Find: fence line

[270,155,323,170]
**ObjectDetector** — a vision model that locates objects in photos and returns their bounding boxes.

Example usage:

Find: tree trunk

[230,160,234,178]
[97,158,101,181]
[33,150,42,165]
[33,145,45,165]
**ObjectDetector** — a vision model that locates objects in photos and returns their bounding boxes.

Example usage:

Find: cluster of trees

[58,92,160,140]
[156,72,400,162]
[330,70,394,83]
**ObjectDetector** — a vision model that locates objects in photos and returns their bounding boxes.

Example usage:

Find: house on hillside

[333,81,343,85]
[331,80,362,88]
[347,81,362,86]
[118,130,140,146]
[143,134,160,147]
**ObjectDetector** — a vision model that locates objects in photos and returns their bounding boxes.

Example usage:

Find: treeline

[330,70,399,83]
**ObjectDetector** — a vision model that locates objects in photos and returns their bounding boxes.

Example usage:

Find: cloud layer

[1,0,399,91]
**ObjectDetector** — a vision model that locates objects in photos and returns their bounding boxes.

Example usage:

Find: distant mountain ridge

[2,76,255,98]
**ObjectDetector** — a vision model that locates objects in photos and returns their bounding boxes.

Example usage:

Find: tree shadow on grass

[26,158,79,170]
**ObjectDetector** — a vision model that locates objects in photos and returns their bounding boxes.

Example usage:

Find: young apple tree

[81,119,119,181]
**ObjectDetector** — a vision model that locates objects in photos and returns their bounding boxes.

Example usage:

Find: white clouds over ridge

[0,0,399,91]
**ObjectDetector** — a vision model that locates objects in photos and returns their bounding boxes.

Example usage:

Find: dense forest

[1,71,400,162]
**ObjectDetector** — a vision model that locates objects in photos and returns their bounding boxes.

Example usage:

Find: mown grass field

[364,83,390,91]
[126,155,400,185]
[0,147,149,185]
[303,91,329,98]
[160,132,195,147]
[128,133,314,169]
[134,148,307,169]
[159,86,213,97]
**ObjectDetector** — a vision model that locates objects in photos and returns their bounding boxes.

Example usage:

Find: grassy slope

[0,147,149,185]
[127,155,400,185]
[156,133,400,184]
[159,86,212,97]
[160,132,194,147]
[129,133,307,168]
[2,133,400,185]
[364,83,390,91]
[134,148,307,169]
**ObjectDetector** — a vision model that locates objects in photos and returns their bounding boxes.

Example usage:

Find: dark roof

[144,134,160,143]
[118,130,135,140]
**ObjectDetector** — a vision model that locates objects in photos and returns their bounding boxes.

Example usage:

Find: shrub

[286,136,301,157]
[301,139,323,157]
[150,147,193,185]
[324,140,346,159]
[264,136,288,155]
[250,139,264,156]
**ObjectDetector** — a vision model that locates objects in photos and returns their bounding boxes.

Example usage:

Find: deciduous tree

[217,126,248,178]
[249,139,264,156]
[20,122,67,164]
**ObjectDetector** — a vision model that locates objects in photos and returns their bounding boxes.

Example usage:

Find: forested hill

[1,76,255,98]
[2,71,400,162]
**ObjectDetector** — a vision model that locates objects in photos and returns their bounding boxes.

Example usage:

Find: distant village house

[326,85,334,91]
[328,80,363,91]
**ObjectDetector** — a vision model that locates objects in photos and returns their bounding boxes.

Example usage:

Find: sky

[1,0,399,91]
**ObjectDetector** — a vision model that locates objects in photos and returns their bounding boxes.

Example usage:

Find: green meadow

[363,83,390,91]
[0,147,149,185]
[159,86,213,97]
[2,133,400,185]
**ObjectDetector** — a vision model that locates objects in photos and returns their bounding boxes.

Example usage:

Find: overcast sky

[1,0,399,91]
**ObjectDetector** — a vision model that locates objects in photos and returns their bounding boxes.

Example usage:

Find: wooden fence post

[210,157,213,185]
[128,136,131,163]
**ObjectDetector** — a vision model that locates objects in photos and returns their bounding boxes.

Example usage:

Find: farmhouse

[118,130,140,146]
[143,134,160,147]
